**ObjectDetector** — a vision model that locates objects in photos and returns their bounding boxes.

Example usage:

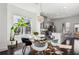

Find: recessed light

[64,7,67,8]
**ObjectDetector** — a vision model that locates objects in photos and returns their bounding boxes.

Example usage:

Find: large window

[13,15,31,34]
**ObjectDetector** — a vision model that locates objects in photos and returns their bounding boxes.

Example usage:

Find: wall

[52,15,79,54]
[9,3,40,14]
[7,4,40,45]
[0,3,8,51]
[52,15,79,33]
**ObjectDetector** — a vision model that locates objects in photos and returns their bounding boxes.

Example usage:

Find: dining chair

[21,38,32,55]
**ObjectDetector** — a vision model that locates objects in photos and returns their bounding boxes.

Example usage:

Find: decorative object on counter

[10,17,30,46]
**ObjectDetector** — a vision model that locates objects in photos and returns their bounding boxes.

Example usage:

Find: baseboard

[0,47,8,52]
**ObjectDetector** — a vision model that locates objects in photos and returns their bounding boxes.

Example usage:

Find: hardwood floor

[0,43,23,55]
[0,42,74,55]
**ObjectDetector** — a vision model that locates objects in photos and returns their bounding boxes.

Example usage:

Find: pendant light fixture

[37,3,44,23]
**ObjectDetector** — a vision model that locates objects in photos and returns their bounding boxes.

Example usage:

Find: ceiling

[41,3,79,19]
[10,3,79,19]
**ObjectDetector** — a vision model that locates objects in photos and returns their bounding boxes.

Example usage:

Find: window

[13,15,31,34]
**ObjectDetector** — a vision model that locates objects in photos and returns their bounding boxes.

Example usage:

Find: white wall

[0,3,8,51]
[9,3,40,14]
[9,4,41,34]
[52,16,79,33]
[52,16,79,54]
[7,4,40,45]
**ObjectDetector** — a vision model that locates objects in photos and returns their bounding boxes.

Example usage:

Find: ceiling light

[37,16,44,23]
[64,7,67,8]
[37,3,44,23]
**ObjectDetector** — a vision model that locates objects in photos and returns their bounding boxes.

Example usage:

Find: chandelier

[37,3,44,23]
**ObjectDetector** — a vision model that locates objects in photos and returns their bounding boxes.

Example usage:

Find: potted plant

[33,32,39,36]
[10,17,30,46]
[32,32,39,40]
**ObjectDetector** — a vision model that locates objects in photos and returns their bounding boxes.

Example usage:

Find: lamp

[37,16,44,23]
[37,3,44,23]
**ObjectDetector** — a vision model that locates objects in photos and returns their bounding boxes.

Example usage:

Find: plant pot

[10,40,16,45]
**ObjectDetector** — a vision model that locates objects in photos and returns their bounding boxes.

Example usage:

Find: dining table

[30,39,72,55]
